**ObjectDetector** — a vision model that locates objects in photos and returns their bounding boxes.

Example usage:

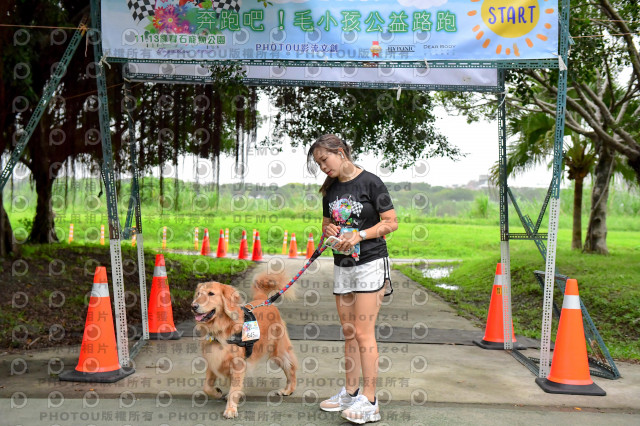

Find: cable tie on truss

[557,54,567,72]
[490,87,508,119]
[99,55,112,70]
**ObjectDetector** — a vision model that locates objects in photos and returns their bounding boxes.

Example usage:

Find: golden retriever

[191,272,298,419]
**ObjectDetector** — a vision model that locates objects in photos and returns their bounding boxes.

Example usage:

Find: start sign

[483,0,541,37]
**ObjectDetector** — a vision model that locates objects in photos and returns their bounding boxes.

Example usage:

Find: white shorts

[333,257,393,297]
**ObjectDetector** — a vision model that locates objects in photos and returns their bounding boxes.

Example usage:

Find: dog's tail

[252,271,297,303]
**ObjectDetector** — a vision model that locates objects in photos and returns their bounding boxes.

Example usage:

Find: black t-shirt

[322,169,394,267]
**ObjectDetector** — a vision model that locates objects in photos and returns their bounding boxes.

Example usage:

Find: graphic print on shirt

[328,196,363,260]
[329,196,363,227]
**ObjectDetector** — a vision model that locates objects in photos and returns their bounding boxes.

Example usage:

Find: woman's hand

[333,230,362,252]
[324,223,341,237]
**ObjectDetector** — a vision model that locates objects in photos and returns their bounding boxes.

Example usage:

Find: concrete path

[1,258,639,425]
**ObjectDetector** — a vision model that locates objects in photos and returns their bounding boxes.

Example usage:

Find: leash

[210,233,334,357]
[247,233,330,312]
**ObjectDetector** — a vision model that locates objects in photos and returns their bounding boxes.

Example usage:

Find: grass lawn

[4,210,639,362]
[396,240,640,362]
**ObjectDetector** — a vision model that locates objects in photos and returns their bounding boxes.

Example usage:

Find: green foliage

[470,194,490,219]
[17,217,33,235]
[264,87,460,170]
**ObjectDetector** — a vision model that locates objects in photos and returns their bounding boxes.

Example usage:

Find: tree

[564,136,596,250]
[0,1,121,243]
[1,1,259,246]
[441,0,639,254]
[265,87,460,169]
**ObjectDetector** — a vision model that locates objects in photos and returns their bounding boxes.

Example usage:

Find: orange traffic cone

[201,228,210,256]
[536,279,606,395]
[473,263,525,350]
[59,267,134,383]
[306,233,315,259]
[282,230,288,255]
[251,228,256,253]
[289,233,298,258]
[238,230,249,260]
[148,254,183,340]
[216,229,226,258]
[251,231,263,261]
[224,228,229,253]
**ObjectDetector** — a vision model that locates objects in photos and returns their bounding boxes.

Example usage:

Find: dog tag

[242,320,260,342]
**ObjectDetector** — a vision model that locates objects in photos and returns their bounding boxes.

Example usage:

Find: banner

[102,0,559,63]
[124,63,499,90]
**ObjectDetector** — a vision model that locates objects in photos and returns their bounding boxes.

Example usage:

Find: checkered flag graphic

[213,0,241,14]
[127,0,156,22]
[350,200,363,217]
[329,196,364,222]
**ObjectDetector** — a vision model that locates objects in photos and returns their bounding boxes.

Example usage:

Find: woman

[307,134,398,424]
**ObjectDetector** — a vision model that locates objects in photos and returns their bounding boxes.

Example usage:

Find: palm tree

[564,136,597,249]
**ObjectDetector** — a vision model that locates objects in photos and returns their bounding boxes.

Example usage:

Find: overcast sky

[4,97,558,189]
[176,103,557,188]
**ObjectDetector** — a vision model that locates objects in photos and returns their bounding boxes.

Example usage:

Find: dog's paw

[223,406,238,419]
[277,388,293,396]
[205,386,225,399]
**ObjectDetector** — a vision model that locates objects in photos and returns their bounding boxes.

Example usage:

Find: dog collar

[205,333,220,344]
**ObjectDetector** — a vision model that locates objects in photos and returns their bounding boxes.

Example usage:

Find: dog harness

[208,233,331,358]
[205,307,258,358]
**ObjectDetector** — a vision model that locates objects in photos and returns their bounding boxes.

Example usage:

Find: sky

[4,97,558,190]
[173,102,557,189]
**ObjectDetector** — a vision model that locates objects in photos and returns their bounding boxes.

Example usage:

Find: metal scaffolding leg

[539,0,571,379]
[91,0,130,368]
[123,80,150,358]
[497,69,513,350]
[540,198,560,377]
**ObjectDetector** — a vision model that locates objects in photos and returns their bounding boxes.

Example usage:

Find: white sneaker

[341,394,381,424]
[319,387,359,412]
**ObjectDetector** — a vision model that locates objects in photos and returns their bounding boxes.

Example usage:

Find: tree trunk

[0,198,16,256]
[629,155,640,188]
[571,177,584,250]
[584,144,614,254]
[28,123,61,243]
[29,169,58,243]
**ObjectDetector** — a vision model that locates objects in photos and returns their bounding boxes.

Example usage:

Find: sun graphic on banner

[467,0,555,57]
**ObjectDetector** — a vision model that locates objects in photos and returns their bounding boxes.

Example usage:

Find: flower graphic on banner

[141,0,241,35]
[153,5,183,32]
[467,0,555,56]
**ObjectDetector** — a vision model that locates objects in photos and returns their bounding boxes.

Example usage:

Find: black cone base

[535,377,606,396]
[148,330,183,340]
[59,366,134,383]
[473,339,527,350]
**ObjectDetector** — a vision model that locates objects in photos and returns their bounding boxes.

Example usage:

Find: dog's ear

[220,284,241,321]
